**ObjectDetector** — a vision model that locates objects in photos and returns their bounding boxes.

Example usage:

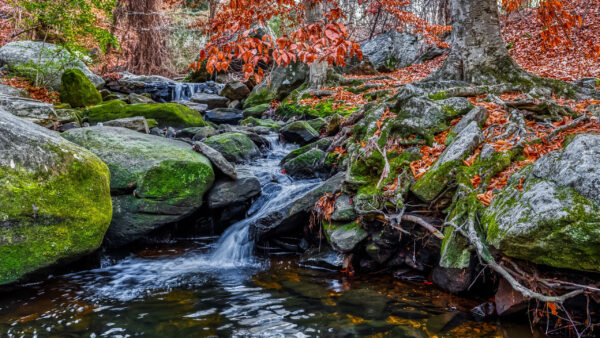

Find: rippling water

[0,135,536,336]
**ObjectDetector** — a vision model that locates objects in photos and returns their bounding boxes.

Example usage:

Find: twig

[401,214,444,239]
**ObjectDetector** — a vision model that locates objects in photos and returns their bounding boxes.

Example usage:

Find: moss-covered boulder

[307,118,327,132]
[0,109,112,285]
[281,121,319,145]
[63,126,215,247]
[243,62,309,109]
[84,100,208,128]
[59,69,102,108]
[241,117,281,130]
[243,103,270,118]
[482,134,600,272]
[203,132,261,163]
[282,148,327,178]
[324,221,367,253]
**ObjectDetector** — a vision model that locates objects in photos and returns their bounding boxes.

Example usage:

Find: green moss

[241,117,280,130]
[411,160,461,202]
[428,91,448,100]
[146,118,158,128]
[0,144,112,285]
[243,88,275,109]
[277,100,357,118]
[84,100,208,127]
[59,68,102,108]
[243,103,270,117]
[307,118,327,132]
[203,132,258,163]
[439,226,472,268]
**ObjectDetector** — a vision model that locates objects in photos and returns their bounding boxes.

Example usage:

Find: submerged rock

[0,41,104,91]
[59,68,102,108]
[482,134,600,272]
[203,132,261,163]
[0,109,112,285]
[63,126,215,247]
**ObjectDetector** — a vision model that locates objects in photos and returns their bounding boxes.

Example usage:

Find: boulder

[298,247,345,271]
[281,121,319,145]
[103,116,149,133]
[128,93,155,104]
[190,93,228,109]
[207,175,261,209]
[62,126,215,247]
[282,148,327,178]
[0,41,104,91]
[84,100,208,128]
[192,141,237,180]
[482,134,600,272]
[205,108,243,125]
[330,194,356,222]
[452,106,488,134]
[324,221,368,253]
[59,69,102,108]
[219,81,250,101]
[241,117,281,130]
[361,30,447,72]
[177,126,216,140]
[0,84,29,98]
[0,95,59,126]
[244,62,309,108]
[495,279,528,316]
[0,109,112,285]
[432,121,483,170]
[203,132,261,163]
[307,117,327,132]
[173,100,208,113]
[243,103,270,118]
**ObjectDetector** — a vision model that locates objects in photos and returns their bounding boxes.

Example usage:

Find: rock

[483,134,600,272]
[207,175,261,209]
[58,121,81,132]
[452,106,488,134]
[63,126,215,247]
[431,265,473,294]
[470,302,496,320]
[150,127,163,136]
[190,93,228,109]
[0,41,104,91]
[219,81,250,101]
[331,194,356,222]
[241,117,281,130]
[361,30,447,72]
[495,279,528,316]
[298,247,345,271]
[228,100,241,109]
[103,116,150,134]
[243,103,270,118]
[282,148,327,178]
[128,93,155,104]
[337,289,391,320]
[0,84,29,97]
[238,130,270,148]
[173,100,208,113]
[325,221,368,253]
[327,113,342,135]
[252,172,345,240]
[166,127,177,139]
[281,121,319,145]
[59,69,102,108]
[192,141,237,180]
[307,117,327,132]
[432,121,483,170]
[205,108,243,125]
[177,126,216,140]
[244,62,309,109]
[203,132,261,163]
[84,100,209,128]
[0,95,59,126]
[280,138,332,164]
[0,108,112,285]
[192,127,217,141]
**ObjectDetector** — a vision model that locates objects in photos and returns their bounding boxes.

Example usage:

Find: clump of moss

[59,68,102,108]
[277,100,357,118]
[241,116,280,130]
[243,88,275,109]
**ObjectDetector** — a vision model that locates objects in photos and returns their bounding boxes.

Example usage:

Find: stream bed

[0,135,539,337]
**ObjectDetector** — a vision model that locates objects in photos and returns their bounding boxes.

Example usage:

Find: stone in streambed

[192,141,237,180]
[203,132,260,163]
[103,116,149,133]
[280,121,319,145]
[207,175,261,209]
[204,108,243,125]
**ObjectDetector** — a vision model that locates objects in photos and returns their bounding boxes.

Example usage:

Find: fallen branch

[401,214,444,239]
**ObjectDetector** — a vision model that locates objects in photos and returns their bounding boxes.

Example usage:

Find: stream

[0,135,537,337]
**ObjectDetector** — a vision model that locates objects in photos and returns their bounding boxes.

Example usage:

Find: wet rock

[192,141,237,180]
[203,132,261,163]
[205,108,244,125]
[483,134,600,272]
[0,84,29,98]
[452,106,488,134]
[282,148,327,178]
[337,289,391,320]
[0,95,58,126]
[58,121,81,132]
[63,126,215,247]
[207,175,261,209]
[173,100,208,113]
[470,302,496,320]
[366,241,394,265]
[190,93,228,109]
[495,279,528,316]
[219,81,250,101]
[330,194,356,222]
[238,130,270,149]
[325,221,368,253]
[228,100,241,109]
[166,127,177,139]
[432,265,473,294]
[280,138,332,164]
[103,116,150,133]
[150,127,163,136]
[0,41,104,91]
[241,117,282,130]
[243,103,270,118]
[361,30,447,72]
[281,121,319,145]
[0,109,111,285]
[432,121,483,170]
[128,92,155,104]
[298,247,345,271]
[177,126,215,139]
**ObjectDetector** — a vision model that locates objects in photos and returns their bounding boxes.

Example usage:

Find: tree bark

[305,0,328,89]
[429,0,525,84]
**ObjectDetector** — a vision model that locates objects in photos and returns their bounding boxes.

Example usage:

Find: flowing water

[0,136,536,337]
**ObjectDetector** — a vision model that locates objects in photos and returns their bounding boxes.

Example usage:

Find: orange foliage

[1,77,59,104]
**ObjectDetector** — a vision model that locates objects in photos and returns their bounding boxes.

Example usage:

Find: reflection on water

[0,239,536,337]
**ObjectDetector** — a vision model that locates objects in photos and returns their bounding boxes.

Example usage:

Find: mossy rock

[282,148,327,178]
[84,100,208,128]
[62,126,215,247]
[281,121,319,145]
[243,88,275,109]
[241,116,281,130]
[0,110,112,285]
[323,221,367,253]
[203,132,261,163]
[307,118,327,132]
[280,138,332,164]
[59,69,103,108]
[243,103,270,118]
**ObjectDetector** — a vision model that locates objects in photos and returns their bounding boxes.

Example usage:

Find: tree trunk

[305,0,328,89]
[429,0,525,84]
